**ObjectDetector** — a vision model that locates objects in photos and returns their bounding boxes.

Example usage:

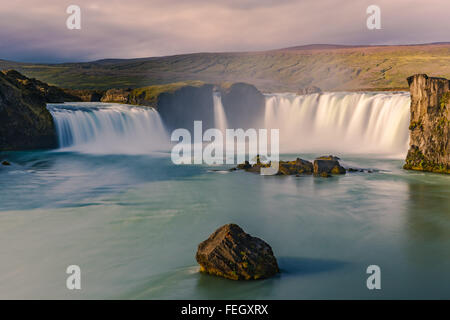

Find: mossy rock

[196,224,279,280]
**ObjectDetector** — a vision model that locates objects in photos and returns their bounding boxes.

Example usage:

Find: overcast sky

[0,0,449,63]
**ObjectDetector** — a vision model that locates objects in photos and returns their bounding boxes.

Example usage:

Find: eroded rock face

[313,155,346,175]
[196,224,279,280]
[64,89,105,102]
[0,70,57,151]
[219,83,265,130]
[101,88,132,104]
[157,84,215,132]
[404,74,449,173]
[3,70,81,103]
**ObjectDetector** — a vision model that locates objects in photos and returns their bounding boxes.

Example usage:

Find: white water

[264,92,411,157]
[47,92,411,157]
[47,102,169,154]
[213,92,228,134]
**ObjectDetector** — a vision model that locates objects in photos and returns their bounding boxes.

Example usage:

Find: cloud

[0,0,448,62]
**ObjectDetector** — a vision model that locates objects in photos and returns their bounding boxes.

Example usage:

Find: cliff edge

[0,70,57,150]
[404,74,449,173]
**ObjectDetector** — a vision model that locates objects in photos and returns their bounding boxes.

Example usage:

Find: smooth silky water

[0,95,449,299]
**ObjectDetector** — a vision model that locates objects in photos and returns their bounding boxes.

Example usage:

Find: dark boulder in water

[1,160,11,166]
[196,224,279,280]
[313,155,346,175]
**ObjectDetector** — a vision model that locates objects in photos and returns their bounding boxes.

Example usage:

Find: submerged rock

[1,160,11,166]
[313,155,346,175]
[196,224,279,280]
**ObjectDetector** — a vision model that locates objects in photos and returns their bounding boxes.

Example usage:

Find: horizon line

[2,41,450,65]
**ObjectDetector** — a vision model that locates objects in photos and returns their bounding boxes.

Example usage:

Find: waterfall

[213,91,228,133]
[47,92,411,157]
[47,102,169,154]
[263,92,411,157]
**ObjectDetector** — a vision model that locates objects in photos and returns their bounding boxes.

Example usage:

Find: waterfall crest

[47,102,169,154]
[263,92,411,157]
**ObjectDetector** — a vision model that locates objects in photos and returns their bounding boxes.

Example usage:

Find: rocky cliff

[64,89,105,102]
[219,83,265,129]
[404,74,449,173]
[0,70,57,150]
[98,82,266,132]
[3,70,81,103]
[101,88,131,104]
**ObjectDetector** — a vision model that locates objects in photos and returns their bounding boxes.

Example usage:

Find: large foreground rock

[196,224,279,280]
[404,74,449,173]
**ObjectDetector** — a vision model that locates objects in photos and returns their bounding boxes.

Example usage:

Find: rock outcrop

[313,155,346,175]
[0,70,57,150]
[101,88,132,104]
[235,155,346,176]
[219,83,265,130]
[157,84,215,132]
[3,70,81,103]
[64,89,105,102]
[404,74,449,173]
[297,85,322,95]
[196,224,279,280]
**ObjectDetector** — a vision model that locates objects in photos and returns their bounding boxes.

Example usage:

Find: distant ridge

[1,42,449,92]
[278,42,450,51]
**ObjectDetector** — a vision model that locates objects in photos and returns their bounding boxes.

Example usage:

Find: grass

[1,43,450,91]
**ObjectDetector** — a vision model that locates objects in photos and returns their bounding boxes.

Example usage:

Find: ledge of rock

[196,224,279,280]
[235,155,346,176]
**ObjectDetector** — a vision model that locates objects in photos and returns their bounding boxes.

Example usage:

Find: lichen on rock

[404,74,449,174]
[196,224,279,280]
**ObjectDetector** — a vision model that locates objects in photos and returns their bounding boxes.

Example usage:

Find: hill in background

[1,43,449,92]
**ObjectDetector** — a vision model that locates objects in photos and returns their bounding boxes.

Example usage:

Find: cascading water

[47,102,169,154]
[213,91,228,133]
[47,92,411,157]
[263,92,411,157]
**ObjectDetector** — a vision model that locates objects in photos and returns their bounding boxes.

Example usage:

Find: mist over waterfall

[263,92,411,157]
[47,103,169,154]
[47,92,411,157]
[213,92,228,134]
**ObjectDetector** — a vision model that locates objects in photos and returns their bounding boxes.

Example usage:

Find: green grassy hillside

[1,43,449,92]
